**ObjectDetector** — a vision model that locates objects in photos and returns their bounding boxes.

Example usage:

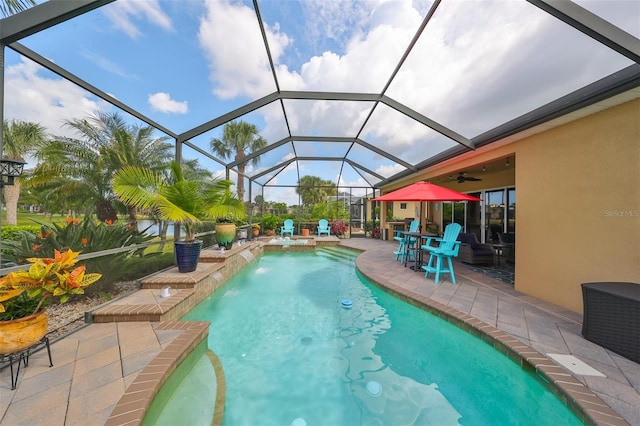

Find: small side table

[1,336,53,389]
[491,243,511,266]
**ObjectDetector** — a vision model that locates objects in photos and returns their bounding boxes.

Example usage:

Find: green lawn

[1,211,64,227]
[1,212,132,227]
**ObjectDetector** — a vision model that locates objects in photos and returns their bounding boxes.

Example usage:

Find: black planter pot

[175,240,203,273]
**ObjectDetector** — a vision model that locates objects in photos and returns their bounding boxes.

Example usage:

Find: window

[400,203,407,209]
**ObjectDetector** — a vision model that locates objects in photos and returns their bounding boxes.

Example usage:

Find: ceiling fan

[455,172,482,183]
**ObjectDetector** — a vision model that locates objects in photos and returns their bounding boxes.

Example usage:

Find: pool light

[366,381,382,396]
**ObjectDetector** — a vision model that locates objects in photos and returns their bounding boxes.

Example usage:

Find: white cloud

[4,58,110,139]
[375,163,406,179]
[103,0,173,39]
[148,92,188,114]
[300,0,372,48]
[264,185,299,206]
[198,0,292,99]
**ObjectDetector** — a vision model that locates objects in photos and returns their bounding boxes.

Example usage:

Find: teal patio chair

[280,219,295,236]
[317,219,330,236]
[421,223,462,284]
[394,219,420,262]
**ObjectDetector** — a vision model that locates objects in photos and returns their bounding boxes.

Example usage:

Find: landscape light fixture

[0,158,26,187]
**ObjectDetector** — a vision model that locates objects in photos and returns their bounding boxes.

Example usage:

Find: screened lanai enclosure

[1,0,639,232]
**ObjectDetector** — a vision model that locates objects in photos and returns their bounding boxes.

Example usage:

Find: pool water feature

[167,251,581,425]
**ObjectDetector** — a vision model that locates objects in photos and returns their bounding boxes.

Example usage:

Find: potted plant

[0,249,102,354]
[210,190,246,250]
[251,223,260,237]
[112,162,246,272]
[261,214,279,237]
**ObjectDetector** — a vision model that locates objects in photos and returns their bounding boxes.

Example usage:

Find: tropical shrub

[1,225,41,243]
[1,216,158,293]
[0,249,102,320]
[261,214,280,230]
[365,220,381,239]
[330,219,348,236]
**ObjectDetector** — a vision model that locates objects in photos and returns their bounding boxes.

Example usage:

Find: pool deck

[0,238,638,425]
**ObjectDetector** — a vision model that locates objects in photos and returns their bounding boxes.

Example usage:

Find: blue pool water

[174,250,580,425]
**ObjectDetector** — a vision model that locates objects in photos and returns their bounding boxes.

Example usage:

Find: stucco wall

[514,99,640,312]
[377,98,639,313]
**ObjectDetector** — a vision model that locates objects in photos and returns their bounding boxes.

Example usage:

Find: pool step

[89,243,263,324]
[316,247,358,264]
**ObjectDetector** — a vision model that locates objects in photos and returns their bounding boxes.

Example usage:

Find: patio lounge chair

[394,219,419,262]
[317,219,330,236]
[457,233,494,265]
[421,223,462,284]
[280,219,294,237]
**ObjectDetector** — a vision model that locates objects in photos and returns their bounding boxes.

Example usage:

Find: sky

[2,0,638,205]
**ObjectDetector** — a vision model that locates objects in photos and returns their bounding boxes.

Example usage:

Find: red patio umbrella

[373,182,481,233]
[373,181,481,202]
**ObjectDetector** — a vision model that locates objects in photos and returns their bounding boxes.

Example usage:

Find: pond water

[137,219,175,237]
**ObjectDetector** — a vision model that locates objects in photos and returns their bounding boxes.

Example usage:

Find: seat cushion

[474,247,494,256]
[457,233,479,249]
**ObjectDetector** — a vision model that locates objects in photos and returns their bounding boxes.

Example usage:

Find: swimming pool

[155,250,581,425]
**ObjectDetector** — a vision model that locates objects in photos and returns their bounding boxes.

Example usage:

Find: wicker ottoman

[581,282,640,363]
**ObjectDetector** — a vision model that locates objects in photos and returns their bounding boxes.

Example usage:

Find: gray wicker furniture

[497,233,515,262]
[457,233,494,265]
[581,282,640,363]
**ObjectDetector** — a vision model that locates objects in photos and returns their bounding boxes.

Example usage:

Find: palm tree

[2,120,46,225]
[297,175,336,206]
[209,120,267,201]
[112,161,246,241]
[0,0,36,17]
[30,111,172,226]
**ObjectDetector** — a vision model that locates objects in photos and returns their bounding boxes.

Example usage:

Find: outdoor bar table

[403,232,438,272]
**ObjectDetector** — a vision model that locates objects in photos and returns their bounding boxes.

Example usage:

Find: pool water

[173,251,581,425]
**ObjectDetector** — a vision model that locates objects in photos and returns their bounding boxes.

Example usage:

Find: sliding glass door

[485,190,505,243]
[440,187,515,243]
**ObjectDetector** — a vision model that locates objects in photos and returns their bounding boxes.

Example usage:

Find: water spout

[212,271,224,284]
[239,249,257,264]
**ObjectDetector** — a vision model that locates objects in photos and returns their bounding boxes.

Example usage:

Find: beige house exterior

[378,97,640,313]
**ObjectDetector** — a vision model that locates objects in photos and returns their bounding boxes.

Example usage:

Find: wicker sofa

[457,233,494,265]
